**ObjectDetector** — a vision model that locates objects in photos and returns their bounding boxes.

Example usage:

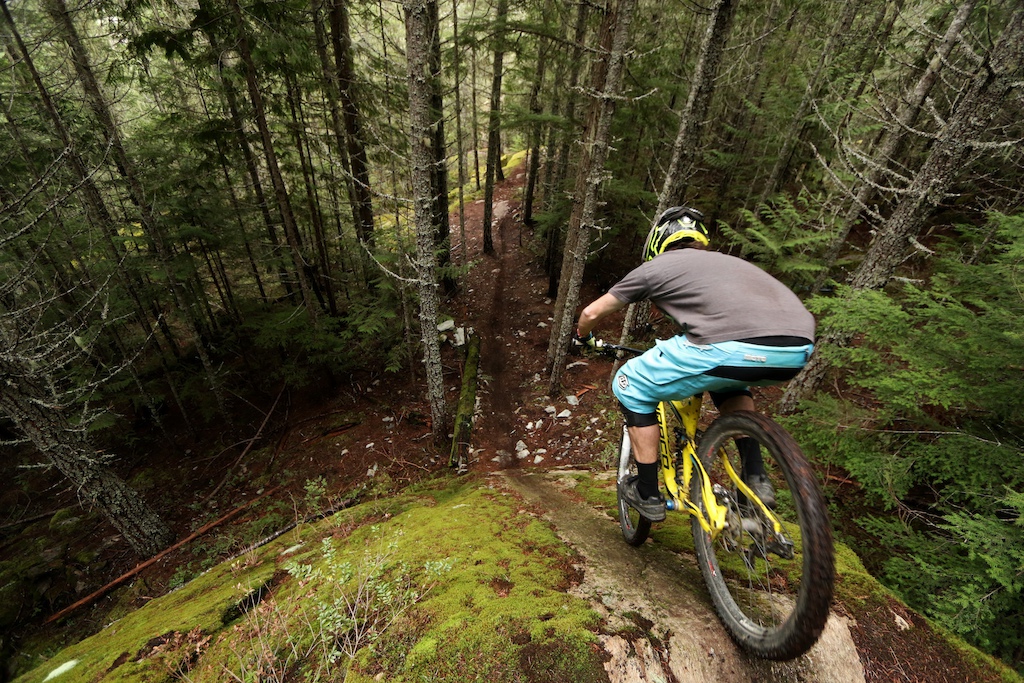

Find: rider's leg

[627,424,661,499]
[713,392,766,478]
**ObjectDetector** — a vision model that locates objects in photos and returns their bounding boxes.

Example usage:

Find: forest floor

[0,163,1008,683]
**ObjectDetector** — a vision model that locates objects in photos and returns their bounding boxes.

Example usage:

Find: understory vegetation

[11,479,609,683]
[776,211,1024,666]
[2,0,1023,675]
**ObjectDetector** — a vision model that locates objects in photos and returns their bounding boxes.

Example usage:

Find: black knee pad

[618,401,659,428]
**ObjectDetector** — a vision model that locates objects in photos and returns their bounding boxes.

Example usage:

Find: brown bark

[523,0,553,225]
[0,366,173,557]
[329,0,377,246]
[656,0,737,213]
[449,333,481,470]
[756,0,859,208]
[427,0,452,276]
[46,0,229,415]
[547,0,637,392]
[780,8,1024,413]
[813,0,976,292]
[45,487,280,624]
[482,0,509,256]
[224,0,321,325]
[0,0,159,343]
[404,0,450,443]
[451,0,468,270]
[544,0,590,297]
[284,70,337,315]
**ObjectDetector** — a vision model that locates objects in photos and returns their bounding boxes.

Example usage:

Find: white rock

[537,322,547,328]
[517,450,530,460]
[533,455,545,464]
[515,440,527,452]
[437,319,456,332]
[556,410,571,419]
[454,327,466,346]
[535,448,547,454]
[544,406,556,415]
[367,463,378,477]
[534,419,543,429]
[566,395,580,406]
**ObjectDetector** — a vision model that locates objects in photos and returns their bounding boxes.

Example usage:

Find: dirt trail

[496,469,866,683]
[460,170,862,680]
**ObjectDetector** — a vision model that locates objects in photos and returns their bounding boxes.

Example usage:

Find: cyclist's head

[641,206,709,261]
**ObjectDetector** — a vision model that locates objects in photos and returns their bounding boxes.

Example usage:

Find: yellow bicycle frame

[656,396,784,537]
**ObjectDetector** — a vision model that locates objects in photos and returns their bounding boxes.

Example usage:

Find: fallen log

[44,486,280,624]
[449,332,481,472]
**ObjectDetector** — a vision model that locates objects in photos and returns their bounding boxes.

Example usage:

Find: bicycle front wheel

[691,411,834,660]
[616,426,652,546]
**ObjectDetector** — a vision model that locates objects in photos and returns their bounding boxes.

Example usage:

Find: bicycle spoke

[691,412,833,660]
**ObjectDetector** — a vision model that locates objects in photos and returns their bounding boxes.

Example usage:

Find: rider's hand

[573,330,602,350]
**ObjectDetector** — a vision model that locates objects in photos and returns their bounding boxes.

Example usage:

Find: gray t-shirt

[608,249,815,345]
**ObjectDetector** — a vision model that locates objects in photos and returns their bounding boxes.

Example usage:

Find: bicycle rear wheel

[691,411,834,660]
[616,426,652,546]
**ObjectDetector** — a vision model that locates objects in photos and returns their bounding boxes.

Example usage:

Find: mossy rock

[13,476,606,683]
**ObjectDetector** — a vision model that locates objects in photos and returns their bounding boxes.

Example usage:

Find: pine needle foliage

[787,211,1024,668]
[719,191,833,291]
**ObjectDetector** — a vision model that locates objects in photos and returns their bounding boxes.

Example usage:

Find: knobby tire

[616,426,652,546]
[691,411,834,660]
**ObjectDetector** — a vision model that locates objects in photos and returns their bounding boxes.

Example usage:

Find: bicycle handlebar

[584,340,646,358]
[598,341,645,356]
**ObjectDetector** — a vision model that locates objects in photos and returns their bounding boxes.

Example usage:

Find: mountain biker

[574,206,815,521]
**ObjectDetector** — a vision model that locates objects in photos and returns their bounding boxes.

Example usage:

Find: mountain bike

[598,341,835,661]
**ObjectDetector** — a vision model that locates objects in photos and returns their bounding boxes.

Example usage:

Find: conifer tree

[547,0,637,392]
[404,0,450,443]
[780,7,1024,412]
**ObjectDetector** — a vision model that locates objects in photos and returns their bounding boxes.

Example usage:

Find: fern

[790,211,1024,668]
[718,190,834,289]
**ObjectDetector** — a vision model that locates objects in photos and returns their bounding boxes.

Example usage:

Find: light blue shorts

[612,336,813,415]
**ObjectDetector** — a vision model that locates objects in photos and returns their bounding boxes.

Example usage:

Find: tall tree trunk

[756,0,859,208]
[216,68,295,298]
[404,0,450,445]
[284,70,338,316]
[0,365,173,556]
[481,0,509,256]
[812,0,976,292]
[655,0,737,214]
[426,0,454,291]
[1,2,160,344]
[224,0,321,326]
[46,0,229,416]
[451,0,468,270]
[523,0,553,225]
[780,7,1024,413]
[544,0,589,296]
[546,0,637,392]
[709,0,783,227]
[329,0,376,246]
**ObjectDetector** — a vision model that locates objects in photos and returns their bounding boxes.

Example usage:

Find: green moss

[14,476,605,683]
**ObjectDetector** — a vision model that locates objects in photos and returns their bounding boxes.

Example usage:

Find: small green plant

[283,529,454,670]
[168,565,195,591]
[303,476,328,516]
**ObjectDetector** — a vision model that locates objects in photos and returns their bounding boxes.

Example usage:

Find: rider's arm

[577,293,627,338]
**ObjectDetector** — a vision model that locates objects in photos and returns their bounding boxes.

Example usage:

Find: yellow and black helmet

[641,206,709,261]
